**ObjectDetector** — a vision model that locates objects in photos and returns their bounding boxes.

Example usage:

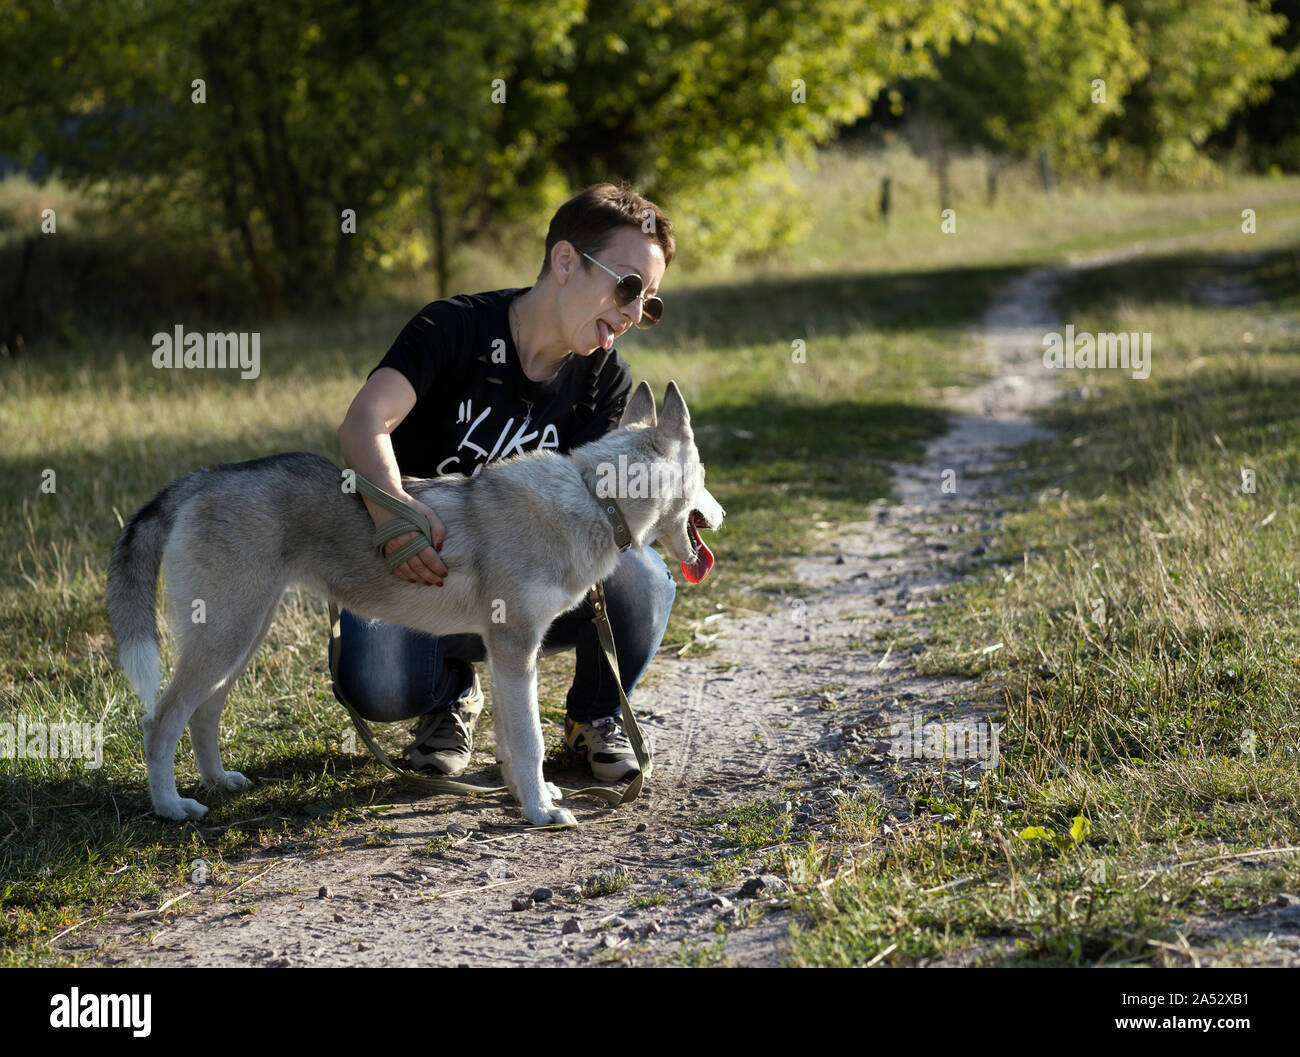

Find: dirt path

[70,260,1084,968]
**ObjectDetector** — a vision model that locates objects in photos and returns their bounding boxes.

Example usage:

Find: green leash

[352,471,439,573]
[329,472,650,814]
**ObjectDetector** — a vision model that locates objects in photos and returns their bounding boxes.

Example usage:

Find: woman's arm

[338,367,449,586]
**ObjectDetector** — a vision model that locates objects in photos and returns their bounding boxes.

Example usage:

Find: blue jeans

[329,547,677,724]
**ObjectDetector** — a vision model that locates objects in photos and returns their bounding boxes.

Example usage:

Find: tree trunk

[430,151,449,300]
[3,235,37,356]
[879,176,892,221]
[1038,149,1055,194]
[936,145,951,212]
[332,203,354,304]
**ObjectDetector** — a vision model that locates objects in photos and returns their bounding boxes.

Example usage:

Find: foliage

[0,0,985,306]
[1101,0,1299,178]
[891,0,1298,183]
[925,0,1144,172]
[1,0,1297,315]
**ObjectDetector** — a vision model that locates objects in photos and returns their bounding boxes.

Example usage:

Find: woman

[332,183,676,783]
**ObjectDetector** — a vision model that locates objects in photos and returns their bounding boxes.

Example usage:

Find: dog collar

[597,495,633,553]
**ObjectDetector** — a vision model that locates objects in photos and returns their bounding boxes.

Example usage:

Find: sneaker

[565,714,643,782]
[402,671,483,776]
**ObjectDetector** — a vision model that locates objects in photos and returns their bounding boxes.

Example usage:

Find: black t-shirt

[369,287,633,479]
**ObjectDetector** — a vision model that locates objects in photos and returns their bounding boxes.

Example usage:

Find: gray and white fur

[108,381,724,826]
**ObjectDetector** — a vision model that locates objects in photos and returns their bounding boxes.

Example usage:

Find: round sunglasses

[580,249,664,328]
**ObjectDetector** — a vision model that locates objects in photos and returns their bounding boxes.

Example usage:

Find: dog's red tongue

[682,518,715,584]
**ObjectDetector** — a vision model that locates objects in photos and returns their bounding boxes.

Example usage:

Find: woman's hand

[338,368,449,586]
[374,495,448,586]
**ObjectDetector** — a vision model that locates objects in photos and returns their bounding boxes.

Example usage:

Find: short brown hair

[538,181,676,281]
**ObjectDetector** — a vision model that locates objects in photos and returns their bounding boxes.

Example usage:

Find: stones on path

[738,875,788,898]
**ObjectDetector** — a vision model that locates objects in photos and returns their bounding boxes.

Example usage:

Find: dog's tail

[107,479,192,712]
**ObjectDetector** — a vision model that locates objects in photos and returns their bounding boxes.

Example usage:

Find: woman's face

[556,226,666,356]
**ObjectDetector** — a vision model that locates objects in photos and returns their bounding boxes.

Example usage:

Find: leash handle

[351,472,434,572]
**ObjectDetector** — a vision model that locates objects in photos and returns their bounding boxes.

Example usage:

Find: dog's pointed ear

[660,380,692,437]
[618,379,657,428]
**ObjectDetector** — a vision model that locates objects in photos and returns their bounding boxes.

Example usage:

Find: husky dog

[108,381,723,826]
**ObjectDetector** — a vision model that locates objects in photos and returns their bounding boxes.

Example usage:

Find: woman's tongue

[597,319,613,350]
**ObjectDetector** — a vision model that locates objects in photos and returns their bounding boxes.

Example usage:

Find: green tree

[1104,0,1298,178]
[1,0,999,309]
[920,0,1145,191]
[542,0,984,261]
[1209,0,1300,172]
[2,0,582,305]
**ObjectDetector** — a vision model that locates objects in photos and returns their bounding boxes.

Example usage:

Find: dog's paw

[525,804,577,828]
[213,770,251,792]
[154,797,209,821]
[545,781,563,801]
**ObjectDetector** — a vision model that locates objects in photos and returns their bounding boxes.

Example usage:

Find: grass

[773,146,1300,279]
[699,798,793,858]
[660,933,729,968]
[3,145,1300,964]
[694,797,794,889]
[580,869,632,900]
[788,222,1300,967]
